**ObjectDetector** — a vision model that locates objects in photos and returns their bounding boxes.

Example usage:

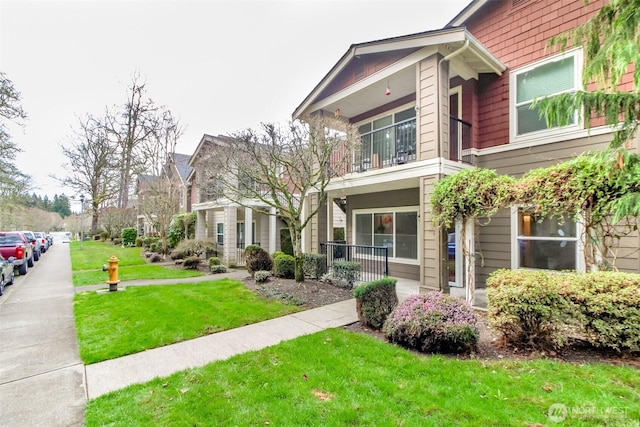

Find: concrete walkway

[0,244,86,427]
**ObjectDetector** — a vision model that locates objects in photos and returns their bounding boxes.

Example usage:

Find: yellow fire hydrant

[102,256,121,291]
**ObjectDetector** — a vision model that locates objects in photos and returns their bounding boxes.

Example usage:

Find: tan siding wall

[476,134,639,279]
[420,175,446,292]
[417,55,439,160]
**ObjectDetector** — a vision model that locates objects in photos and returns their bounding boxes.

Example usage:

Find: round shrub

[384,292,479,354]
[208,257,221,267]
[112,238,122,245]
[254,270,271,283]
[135,237,144,247]
[170,249,187,260]
[149,253,162,263]
[244,246,273,276]
[120,227,137,246]
[211,265,227,274]
[183,256,202,269]
[271,251,286,260]
[273,254,295,279]
[353,277,398,330]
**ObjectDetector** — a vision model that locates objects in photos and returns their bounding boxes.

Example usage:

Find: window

[511,207,582,271]
[356,106,416,169]
[510,49,582,141]
[216,223,224,245]
[353,208,418,260]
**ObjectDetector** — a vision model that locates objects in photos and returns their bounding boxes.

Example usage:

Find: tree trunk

[292,223,305,283]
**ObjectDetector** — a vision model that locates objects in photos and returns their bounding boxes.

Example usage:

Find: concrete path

[0,244,86,427]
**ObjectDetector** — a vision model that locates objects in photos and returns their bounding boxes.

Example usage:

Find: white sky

[1,0,469,200]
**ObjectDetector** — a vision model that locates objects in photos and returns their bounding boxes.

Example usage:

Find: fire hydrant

[102,256,121,291]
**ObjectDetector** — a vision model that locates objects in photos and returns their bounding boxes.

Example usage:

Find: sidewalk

[0,244,86,427]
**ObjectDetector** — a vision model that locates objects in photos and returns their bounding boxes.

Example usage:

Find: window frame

[510,206,585,272]
[352,206,419,264]
[216,222,224,246]
[509,48,583,145]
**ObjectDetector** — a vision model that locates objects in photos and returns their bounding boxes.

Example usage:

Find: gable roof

[446,0,488,28]
[292,26,505,120]
[171,153,192,184]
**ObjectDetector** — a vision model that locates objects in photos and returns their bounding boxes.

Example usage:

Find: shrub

[170,249,187,260]
[149,253,162,263]
[353,277,398,330]
[173,239,218,258]
[100,231,109,241]
[254,270,271,283]
[384,292,479,354]
[211,265,228,274]
[121,227,137,246]
[303,253,327,279]
[135,237,144,247]
[331,261,361,289]
[183,256,201,269]
[149,242,159,253]
[487,269,578,349]
[168,212,196,248]
[208,257,221,267]
[273,254,295,279]
[245,246,273,276]
[271,251,286,260]
[112,238,122,245]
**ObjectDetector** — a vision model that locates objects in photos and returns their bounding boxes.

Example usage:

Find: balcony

[352,118,417,172]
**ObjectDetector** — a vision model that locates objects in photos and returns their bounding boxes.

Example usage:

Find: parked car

[62,232,71,243]
[0,231,33,275]
[34,232,49,253]
[0,254,15,296]
[20,231,40,261]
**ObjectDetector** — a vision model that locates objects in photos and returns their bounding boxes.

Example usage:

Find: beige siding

[417,55,439,161]
[477,134,639,278]
[420,175,446,293]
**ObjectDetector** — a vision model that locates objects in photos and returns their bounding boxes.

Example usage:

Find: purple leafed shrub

[383,292,479,354]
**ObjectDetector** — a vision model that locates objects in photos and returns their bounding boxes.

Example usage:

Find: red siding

[463,0,608,148]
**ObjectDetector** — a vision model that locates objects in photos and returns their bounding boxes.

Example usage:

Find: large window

[353,208,418,260]
[510,49,582,141]
[512,207,582,271]
[357,106,416,169]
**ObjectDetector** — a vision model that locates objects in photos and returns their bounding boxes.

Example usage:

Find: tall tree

[0,72,30,202]
[203,116,361,282]
[59,114,118,234]
[536,0,640,220]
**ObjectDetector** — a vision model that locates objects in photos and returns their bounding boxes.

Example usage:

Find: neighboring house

[165,153,193,213]
[135,174,159,236]
[187,134,289,266]
[293,0,638,298]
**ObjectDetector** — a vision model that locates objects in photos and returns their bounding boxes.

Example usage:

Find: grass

[74,279,301,364]
[70,240,147,270]
[85,328,640,426]
[72,264,203,286]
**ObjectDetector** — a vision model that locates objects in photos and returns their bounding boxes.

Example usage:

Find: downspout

[436,39,469,160]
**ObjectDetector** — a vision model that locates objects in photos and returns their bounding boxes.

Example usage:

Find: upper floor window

[510,49,582,143]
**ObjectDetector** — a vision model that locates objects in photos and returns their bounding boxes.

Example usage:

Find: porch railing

[320,242,389,283]
[352,118,416,172]
[450,117,473,164]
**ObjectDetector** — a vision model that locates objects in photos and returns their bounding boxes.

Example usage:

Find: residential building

[294,0,638,300]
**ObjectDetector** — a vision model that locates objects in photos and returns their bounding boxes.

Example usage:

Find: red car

[0,231,34,275]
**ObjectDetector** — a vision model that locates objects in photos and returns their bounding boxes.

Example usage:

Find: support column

[244,207,253,246]
[326,199,334,242]
[223,206,237,266]
[269,207,277,254]
[195,210,207,240]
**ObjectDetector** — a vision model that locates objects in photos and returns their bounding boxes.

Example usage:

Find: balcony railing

[450,117,473,165]
[352,118,416,172]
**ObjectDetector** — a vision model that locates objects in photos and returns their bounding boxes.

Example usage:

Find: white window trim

[509,47,583,145]
[510,206,585,272]
[354,102,416,129]
[352,206,420,265]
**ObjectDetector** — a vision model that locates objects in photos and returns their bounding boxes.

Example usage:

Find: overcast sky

[1,0,469,201]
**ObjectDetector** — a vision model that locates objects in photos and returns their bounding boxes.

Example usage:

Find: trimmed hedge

[353,277,398,330]
[487,269,640,352]
[273,254,295,279]
[121,227,137,246]
[331,261,361,289]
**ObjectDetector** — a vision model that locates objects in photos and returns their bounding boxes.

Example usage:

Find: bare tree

[203,116,360,282]
[0,72,30,203]
[59,114,119,234]
[100,207,137,239]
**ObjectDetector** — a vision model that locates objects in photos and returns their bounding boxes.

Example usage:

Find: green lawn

[74,279,301,364]
[72,264,203,286]
[85,328,640,426]
[70,240,147,270]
